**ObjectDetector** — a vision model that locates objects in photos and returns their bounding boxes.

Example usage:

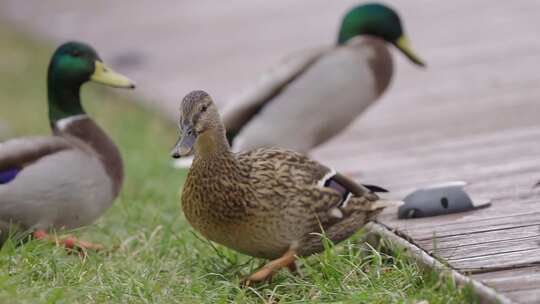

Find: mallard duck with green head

[174,3,424,168]
[0,42,135,249]
[172,90,398,283]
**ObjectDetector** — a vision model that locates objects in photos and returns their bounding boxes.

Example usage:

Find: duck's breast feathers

[222,47,329,144]
[345,36,393,94]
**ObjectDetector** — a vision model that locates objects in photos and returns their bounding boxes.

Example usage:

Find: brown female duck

[172,90,398,283]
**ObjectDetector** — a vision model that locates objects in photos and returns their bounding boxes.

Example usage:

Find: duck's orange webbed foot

[33,230,104,252]
[242,249,297,286]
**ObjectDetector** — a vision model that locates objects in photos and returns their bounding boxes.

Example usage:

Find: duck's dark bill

[171,132,196,158]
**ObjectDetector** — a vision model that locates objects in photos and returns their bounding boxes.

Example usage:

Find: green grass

[0,23,479,303]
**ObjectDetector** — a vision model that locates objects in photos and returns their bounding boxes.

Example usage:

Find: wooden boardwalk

[2,0,540,302]
[311,2,540,302]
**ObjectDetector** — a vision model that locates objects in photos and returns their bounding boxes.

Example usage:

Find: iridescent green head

[47,42,136,122]
[337,3,425,66]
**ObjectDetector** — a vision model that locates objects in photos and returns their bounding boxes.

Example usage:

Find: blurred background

[1,0,431,115]
[1,0,539,175]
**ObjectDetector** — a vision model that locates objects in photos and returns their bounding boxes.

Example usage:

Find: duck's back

[236,148,330,188]
[233,37,393,153]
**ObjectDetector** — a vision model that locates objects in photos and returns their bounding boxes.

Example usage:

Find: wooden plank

[366,222,515,304]
[357,165,540,194]
[330,143,540,179]
[321,124,540,158]
[416,225,540,252]
[354,166,540,204]
[324,148,540,185]
[317,124,540,165]
[379,198,540,231]
[474,266,540,281]
[399,214,540,240]
[503,289,540,304]
[437,236,540,262]
[381,196,540,223]
[361,153,540,181]
[449,248,540,272]
[320,123,540,160]
[473,266,540,292]
[375,181,540,231]
[329,156,540,195]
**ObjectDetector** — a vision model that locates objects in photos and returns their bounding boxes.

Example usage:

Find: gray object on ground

[398,181,491,219]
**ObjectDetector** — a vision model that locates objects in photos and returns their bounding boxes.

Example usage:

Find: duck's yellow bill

[395,36,426,67]
[91,61,136,88]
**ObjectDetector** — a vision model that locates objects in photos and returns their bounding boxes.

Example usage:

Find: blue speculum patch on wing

[0,167,21,184]
[325,178,351,202]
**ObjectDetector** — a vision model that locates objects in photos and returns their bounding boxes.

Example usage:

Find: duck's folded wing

[272,158,389,217]
[264,151,385,197]
[242,148,388,199]
[222,47,330,142]
[0,136,73,173]
[239,147,331,186]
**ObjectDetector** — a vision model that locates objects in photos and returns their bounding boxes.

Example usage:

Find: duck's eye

[201,105,208,113]
[70,50,81,57]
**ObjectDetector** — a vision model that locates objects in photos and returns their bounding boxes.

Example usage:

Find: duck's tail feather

[362,184,389,193]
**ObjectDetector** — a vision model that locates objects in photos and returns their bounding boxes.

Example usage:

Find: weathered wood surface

[367,223,516,304]
[2,0,539,302]
[473,266,540,303]
[309,1,540,302]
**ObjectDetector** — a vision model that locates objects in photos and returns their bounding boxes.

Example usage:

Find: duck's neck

[194,125,233,160]
[47,75,85,126]
[54,115,124,197]
[47,76,123,196]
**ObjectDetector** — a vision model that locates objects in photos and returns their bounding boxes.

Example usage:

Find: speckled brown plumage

[175,90,395,281]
